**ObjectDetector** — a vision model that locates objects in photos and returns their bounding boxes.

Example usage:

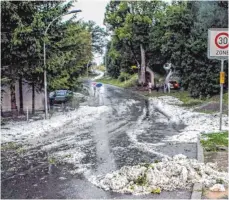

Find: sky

[64,0,110,64]
[73,0,109,28]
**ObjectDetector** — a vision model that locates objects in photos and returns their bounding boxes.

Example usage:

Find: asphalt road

[1,82,196,199]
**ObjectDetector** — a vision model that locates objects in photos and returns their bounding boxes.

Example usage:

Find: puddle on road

[91,112,117,176]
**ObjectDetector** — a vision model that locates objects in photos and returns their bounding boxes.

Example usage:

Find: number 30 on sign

[208,28,228,59]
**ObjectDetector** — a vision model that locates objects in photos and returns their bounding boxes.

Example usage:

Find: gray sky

[64,0,109,64]
[74,0,109,28]
[64,0,109,27]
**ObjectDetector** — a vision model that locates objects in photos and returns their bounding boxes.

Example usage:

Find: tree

[161,1,228,97]
[1,1,32,115]
[104,1,228,98]
[83,20,108,54]
[1,0,99,114]
[104,1,167,84]
[46,22,92,90]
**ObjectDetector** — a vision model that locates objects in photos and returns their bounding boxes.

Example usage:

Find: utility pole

[43,41,48,119]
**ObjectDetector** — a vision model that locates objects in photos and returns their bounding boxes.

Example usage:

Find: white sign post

[208,28,228,130]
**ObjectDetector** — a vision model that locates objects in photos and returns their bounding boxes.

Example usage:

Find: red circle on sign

[215,32,228,49]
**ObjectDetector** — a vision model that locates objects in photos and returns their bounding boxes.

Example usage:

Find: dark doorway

[146,71,151,83]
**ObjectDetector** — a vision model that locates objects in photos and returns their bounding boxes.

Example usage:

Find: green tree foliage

[104,0,228,97]
[1,1,105,113]
[82,20,108,54]
[161,1,228,97]
[81,20,108,72]
[104,1,167,83]
[46,22,92,90]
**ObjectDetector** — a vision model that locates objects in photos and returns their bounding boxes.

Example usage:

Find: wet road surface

[1,82,196,199]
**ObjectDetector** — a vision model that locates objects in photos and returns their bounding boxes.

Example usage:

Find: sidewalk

[202,150,228,199]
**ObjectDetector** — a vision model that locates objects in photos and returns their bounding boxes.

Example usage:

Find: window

[56,90,67,96]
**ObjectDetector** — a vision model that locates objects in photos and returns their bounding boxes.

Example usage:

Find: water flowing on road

[1,81,196,199]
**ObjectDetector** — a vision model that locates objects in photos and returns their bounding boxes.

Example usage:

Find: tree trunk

[138,68,141,84]
[1,106,3,117]
[32,82,35,114]
[19,77,24,114]
[1,92,3,117]
[140,44,146,85]
[10,81,17,117]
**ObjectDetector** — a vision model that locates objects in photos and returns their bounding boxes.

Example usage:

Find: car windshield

[56,90,67,96]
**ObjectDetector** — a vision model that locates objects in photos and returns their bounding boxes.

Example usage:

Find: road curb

[191,135,204,199]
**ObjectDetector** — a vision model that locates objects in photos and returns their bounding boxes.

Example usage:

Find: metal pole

[87,60,90,78]
[42,11,82,120]
[27,107,29,122]
[104,48,107,76]
[44,41,48,119]
[219,59,224,130]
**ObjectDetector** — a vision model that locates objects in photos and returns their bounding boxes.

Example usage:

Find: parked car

[49,90,73,105]
[169,81,180,90]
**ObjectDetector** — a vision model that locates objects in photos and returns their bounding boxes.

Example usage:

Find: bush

[118,72,131,82]
[123,74,138,88]
[200,131,228,151]
[97,74,138,88]
[97,65,106,72]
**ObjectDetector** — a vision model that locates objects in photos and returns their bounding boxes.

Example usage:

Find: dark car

[49,90,73,105]
[169,81,180,90]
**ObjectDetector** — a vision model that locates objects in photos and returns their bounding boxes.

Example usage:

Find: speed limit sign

[208,28,228,131]
[208,28,228,59]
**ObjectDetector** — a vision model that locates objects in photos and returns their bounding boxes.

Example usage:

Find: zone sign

[208,28,228,60]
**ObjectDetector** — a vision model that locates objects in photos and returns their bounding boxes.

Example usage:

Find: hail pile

[91,154,228,195]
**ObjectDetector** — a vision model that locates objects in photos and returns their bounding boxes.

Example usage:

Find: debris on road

[149,96,228,143]
[1,105,110,144]
[90,154,228,195]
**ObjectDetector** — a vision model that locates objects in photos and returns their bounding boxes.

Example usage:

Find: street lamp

[43,9,82,119]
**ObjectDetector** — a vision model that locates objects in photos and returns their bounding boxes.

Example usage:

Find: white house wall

[1,81,45,112]
[1,85,11,112]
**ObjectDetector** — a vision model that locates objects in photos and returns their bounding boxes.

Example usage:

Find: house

[1,80,45,113]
